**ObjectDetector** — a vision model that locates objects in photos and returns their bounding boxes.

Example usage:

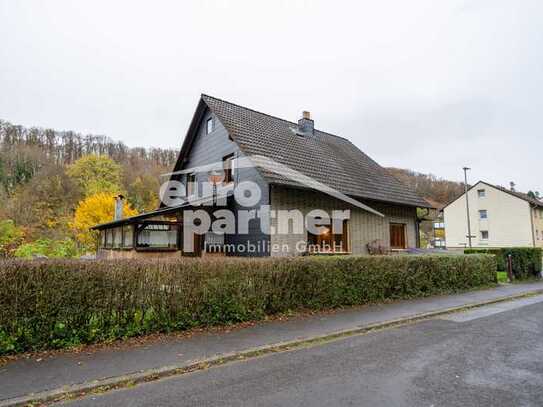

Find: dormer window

[206,117,214,134]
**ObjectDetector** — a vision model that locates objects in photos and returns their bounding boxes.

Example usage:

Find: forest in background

[386,167,465,206]
[0,119,178,257]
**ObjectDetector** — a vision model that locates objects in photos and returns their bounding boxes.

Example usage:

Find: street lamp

[463,167,473,248]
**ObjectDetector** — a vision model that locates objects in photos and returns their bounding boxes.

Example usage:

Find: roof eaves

[91,192,231,230]
[442,180,483,210]
[443,180,543,209]
[90,205,183,230]
[160,97,209,208]
[488,182,543,207]
[200,94,350,142]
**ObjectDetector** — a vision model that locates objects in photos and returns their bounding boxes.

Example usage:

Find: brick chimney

[510,182,516,192]
[297,111,314,136]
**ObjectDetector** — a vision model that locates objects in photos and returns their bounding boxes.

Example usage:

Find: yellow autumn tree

[72,192,138,250]
[67,155,123,197]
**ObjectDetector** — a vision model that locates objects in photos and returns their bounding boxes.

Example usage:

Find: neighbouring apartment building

[443,181,543,249]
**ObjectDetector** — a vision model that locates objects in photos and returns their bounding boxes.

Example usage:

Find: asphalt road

[64,298,543,407]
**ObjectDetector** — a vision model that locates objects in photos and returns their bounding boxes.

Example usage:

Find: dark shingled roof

[200,94,428,208]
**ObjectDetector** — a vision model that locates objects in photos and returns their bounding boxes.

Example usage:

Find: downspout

[530,203,536,248]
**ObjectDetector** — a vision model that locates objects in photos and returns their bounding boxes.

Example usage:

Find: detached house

[92,95,428,258]
[443,181,543,249]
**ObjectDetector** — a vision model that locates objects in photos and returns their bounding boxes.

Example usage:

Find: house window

[122,224,133,248]
[433,239,446,248]
[477,189,486,198]
[480,230,489,240]
[479,210,488,219]
[104,229,113,248]
[186,173,196,196]
[537,230,540,240]
[222,154,235,184]
[307,219,349,253]
[136,223,179,249]
[206,117,213,134]
[112,227,122,248]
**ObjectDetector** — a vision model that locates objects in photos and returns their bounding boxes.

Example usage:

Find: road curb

[3,288,543,406]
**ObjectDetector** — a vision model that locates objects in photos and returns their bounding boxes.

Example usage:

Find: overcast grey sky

[1,0,541,192]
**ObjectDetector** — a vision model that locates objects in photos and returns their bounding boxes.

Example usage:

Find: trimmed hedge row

[0,254,497,355]
[464,248,542,279]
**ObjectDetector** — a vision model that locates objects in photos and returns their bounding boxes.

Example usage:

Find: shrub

[0,219,24,258]
[0,254,496,354]
[13,238,82,259]
[465,249,506,271]
[464,248,542,279]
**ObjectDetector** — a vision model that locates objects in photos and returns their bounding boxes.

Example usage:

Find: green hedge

[0,254,496,355]
[464,248,542,279]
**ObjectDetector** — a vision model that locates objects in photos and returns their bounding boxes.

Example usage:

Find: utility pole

[463,167,472,248]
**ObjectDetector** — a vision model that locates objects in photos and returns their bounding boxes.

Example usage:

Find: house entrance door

[390,223,406,249]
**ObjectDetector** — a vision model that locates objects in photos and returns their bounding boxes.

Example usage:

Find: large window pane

[137,223,178,249]
[105,229,113,248]
[307,220,349,253]
[123,225,133,248]
[112,227,122,248]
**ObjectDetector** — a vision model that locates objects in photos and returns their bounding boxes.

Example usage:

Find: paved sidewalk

[1,282,543,403]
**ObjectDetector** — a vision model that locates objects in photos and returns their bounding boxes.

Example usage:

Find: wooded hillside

[386,167,465,207]
[0,119,178,257]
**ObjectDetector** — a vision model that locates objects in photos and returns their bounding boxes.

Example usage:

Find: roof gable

[170,98,210,176]
[485,182,543,207]
[443,180,543,209]
[200,94,428,208]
